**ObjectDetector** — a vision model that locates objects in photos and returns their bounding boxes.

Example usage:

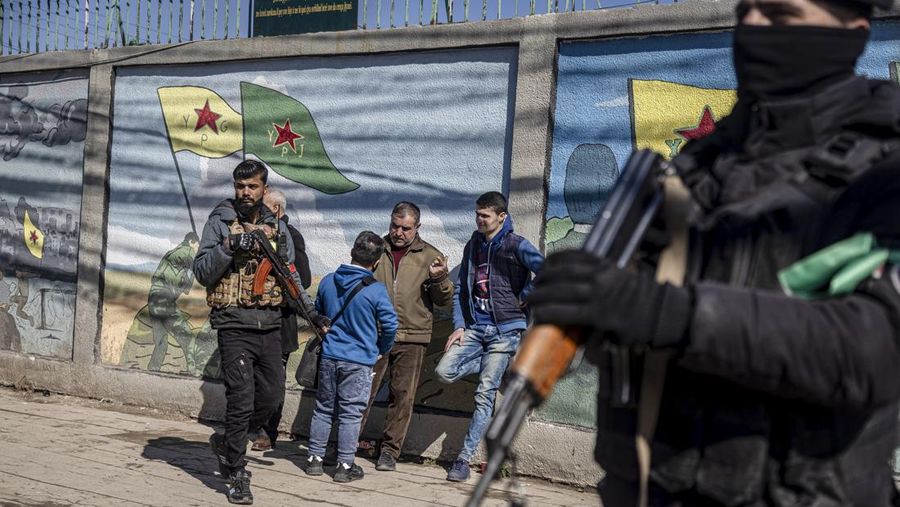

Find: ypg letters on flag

[629,79,737,160]
[157,83,358,194]
[158,87,243,158]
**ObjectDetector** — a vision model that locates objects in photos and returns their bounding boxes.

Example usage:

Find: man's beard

[236,198,261,218]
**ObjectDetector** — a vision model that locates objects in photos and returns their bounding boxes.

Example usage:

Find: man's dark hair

[392,201,421,224]
[351,231,384,267]
[233,160,268,183]
[476,191,508,214]
[184,232,199,243]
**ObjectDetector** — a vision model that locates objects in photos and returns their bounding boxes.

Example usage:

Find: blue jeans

[308,357,374,464]
[434,324,521,462]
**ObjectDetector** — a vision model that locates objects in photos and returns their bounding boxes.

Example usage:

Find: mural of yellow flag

[23,210,44,259]
[158,87,243,158]
[630,79,737,160]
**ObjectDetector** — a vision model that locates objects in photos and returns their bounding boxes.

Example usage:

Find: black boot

[227,469,253,505]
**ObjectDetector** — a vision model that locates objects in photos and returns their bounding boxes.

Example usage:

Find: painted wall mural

[0,70,87,360]
[540,22,900,429]
[102,47,518,413]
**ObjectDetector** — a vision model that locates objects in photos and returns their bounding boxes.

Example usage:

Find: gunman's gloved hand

[527,250,692,348]
[310,313,331,334]
[226,233,255,253]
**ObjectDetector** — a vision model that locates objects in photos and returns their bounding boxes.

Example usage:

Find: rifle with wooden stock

[249,229,328,338]
[466,149,670,507]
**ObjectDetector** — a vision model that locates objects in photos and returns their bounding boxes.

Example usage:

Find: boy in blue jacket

[305,231,398,483]
[435,191,543,482]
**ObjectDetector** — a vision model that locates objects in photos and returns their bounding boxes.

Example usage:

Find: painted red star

[272,119,303,152]
[676,106,717,141]
[29,231,38,245]
[194,99,222,134]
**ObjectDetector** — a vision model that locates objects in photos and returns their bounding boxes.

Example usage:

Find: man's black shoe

[333,462,364,483]
[226,469,253,505]
[375,453,396,472]
[305,455,324,476]
[209,433,229,478]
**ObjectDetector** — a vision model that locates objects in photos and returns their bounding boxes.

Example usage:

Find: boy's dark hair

[475,191,508,214]
[392,201,421,224]
[351,231,384,267]
[233,160,268,183]
[184,232,199,243]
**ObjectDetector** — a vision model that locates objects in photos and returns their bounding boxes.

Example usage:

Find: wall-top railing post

[83,0,89,48]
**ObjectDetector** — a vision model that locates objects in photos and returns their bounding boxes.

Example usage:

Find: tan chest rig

[206,219,284,309]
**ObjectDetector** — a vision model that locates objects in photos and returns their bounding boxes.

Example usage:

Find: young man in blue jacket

[435,191,544,482]
[305,230,398,483]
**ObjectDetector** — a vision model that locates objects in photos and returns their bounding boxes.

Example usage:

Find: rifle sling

[330,276,377,327]
[636,174,689,507]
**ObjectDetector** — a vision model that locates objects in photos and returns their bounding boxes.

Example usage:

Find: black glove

[528,250,692,348]
[310,313,331,332]
[227,233,254,252]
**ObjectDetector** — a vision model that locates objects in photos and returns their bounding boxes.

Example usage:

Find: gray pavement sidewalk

[0,387,597,507]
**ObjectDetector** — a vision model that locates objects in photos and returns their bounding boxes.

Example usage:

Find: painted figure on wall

[147,232,201,370]
[119,233,203,373]
[119,232,219,378]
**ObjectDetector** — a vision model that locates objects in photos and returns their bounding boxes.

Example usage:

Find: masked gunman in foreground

[528,0,900,505]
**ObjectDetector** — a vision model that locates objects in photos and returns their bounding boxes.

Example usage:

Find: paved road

[0,388,596,506]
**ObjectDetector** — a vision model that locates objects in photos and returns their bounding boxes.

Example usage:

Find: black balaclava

[733,25,869,101]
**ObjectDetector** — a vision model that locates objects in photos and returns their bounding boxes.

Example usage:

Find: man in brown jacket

[358,201,453,471]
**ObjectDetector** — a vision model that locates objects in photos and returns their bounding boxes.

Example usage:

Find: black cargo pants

[218,327,285,472]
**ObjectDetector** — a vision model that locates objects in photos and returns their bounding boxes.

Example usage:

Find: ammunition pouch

[207,260,284,309]
[206,220,285,309]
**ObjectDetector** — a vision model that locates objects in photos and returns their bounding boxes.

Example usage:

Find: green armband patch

[778,232,893,299]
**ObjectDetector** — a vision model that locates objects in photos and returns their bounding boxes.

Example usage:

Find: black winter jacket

[193,199,293,332]
[597,77,900,506]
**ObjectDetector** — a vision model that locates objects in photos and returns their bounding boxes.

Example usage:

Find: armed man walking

[529,0,900,505]
[146,232,199,372]
[356,202,454,472]
[193,160,294,504]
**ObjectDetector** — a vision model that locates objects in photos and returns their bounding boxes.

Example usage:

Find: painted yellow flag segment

[158,87,243,158]
[23,210,44,259]
[630,79,737,160]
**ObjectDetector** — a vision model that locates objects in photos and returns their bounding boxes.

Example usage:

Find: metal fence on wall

[0,0,667,55]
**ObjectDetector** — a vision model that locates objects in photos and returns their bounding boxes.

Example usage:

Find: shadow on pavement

[141,436,228,494]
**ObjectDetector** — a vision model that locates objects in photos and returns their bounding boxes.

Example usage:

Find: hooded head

[732,0,882,101]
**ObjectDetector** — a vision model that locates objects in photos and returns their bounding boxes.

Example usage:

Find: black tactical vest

[596,77,900,507]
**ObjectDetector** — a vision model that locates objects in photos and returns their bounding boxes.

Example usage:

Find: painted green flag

[241,81,359,194]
